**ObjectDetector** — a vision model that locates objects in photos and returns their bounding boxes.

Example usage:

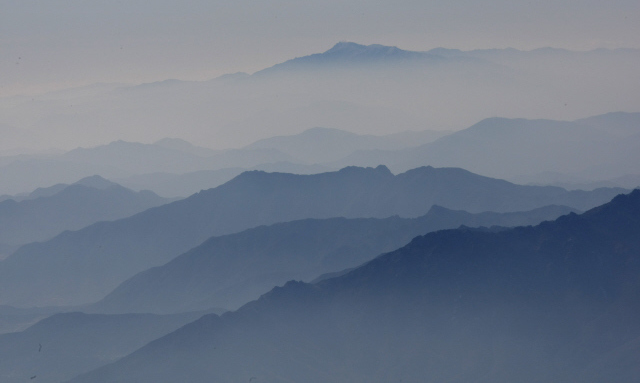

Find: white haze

[0,46,639,153]
[1,0,640,152]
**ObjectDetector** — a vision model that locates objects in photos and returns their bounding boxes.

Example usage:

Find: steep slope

[0,166,625,307]
[93,205,577,314]
[0,176,171,249]
[0,310,218,383]
[69,190,640,383]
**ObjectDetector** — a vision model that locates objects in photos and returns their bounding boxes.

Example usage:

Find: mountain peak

[255,42,439,75]
[321,42,428,61]
[73,175,118,190]
[326,41,367,52]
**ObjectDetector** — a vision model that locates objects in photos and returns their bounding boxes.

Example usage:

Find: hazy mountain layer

[2,110,638,196]
[0,310,219,383]
[0,176,171,252]
[0,126,433,197]
[92,204,576,314]
[246,126,449,164]
[116,162,331,198]
[0,140,292,196]
[509,171,640,191]
[1,43,638,155]
[69,190,640,383]
[336,112,640,180]
[0,306,65,335]
[0,166,626,308]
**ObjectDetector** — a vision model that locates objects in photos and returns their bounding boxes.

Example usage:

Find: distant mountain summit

[321,42,431,61]
[73,175,118,190]
[256,42,443,74]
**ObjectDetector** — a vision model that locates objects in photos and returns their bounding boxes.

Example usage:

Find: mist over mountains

[0,176,171,258]
[92,204,576,314]
[0,165,624,307]
[0,126,441,196]
[336,111,640,181]
[0,39,638,383]
[246,126,449,164]
[1,42,638,153]
[0,140,293,196]
[1,110,638,198]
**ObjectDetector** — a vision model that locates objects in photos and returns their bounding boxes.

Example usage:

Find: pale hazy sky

[2,0,639,96]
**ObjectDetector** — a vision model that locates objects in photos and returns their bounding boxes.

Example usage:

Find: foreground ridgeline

[91,204,576,314]
[0,166,625,307]
[69,190,640,383]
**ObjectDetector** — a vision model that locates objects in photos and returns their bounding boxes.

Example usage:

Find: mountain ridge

[67,190,640,382]
[0,176,171,253]
[335,112,640,180]
[91,203,577,314]
[0,165,626,307]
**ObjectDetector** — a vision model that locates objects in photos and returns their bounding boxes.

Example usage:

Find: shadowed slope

[69,190,640,383]
[93,204,577,314]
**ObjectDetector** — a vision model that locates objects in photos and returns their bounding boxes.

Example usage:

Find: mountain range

[91,204,576,314]
[0,126,444,197]
[0,165,626,307]
[2,110,638,198]
[0,40,638,383]
[0,140,293,196]
[69,189,640,382]
[1,42,638,156]
[0,176,171,258]
[245,126,449,165]
[335,111,640,181]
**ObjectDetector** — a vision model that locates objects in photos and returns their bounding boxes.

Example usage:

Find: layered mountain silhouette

[0,174,116,203]
[116,161,332,198]
[0,176,171,255]
[2,43,638,161]
[69,190,640,383]
[0,310,220,383]
[0,140,292,196]
[0,166,625,307]
[336,112,640,181]
[246,126,448,164]
[92,204,576,314]
[0,126,442,198]
[115,167,246,198]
